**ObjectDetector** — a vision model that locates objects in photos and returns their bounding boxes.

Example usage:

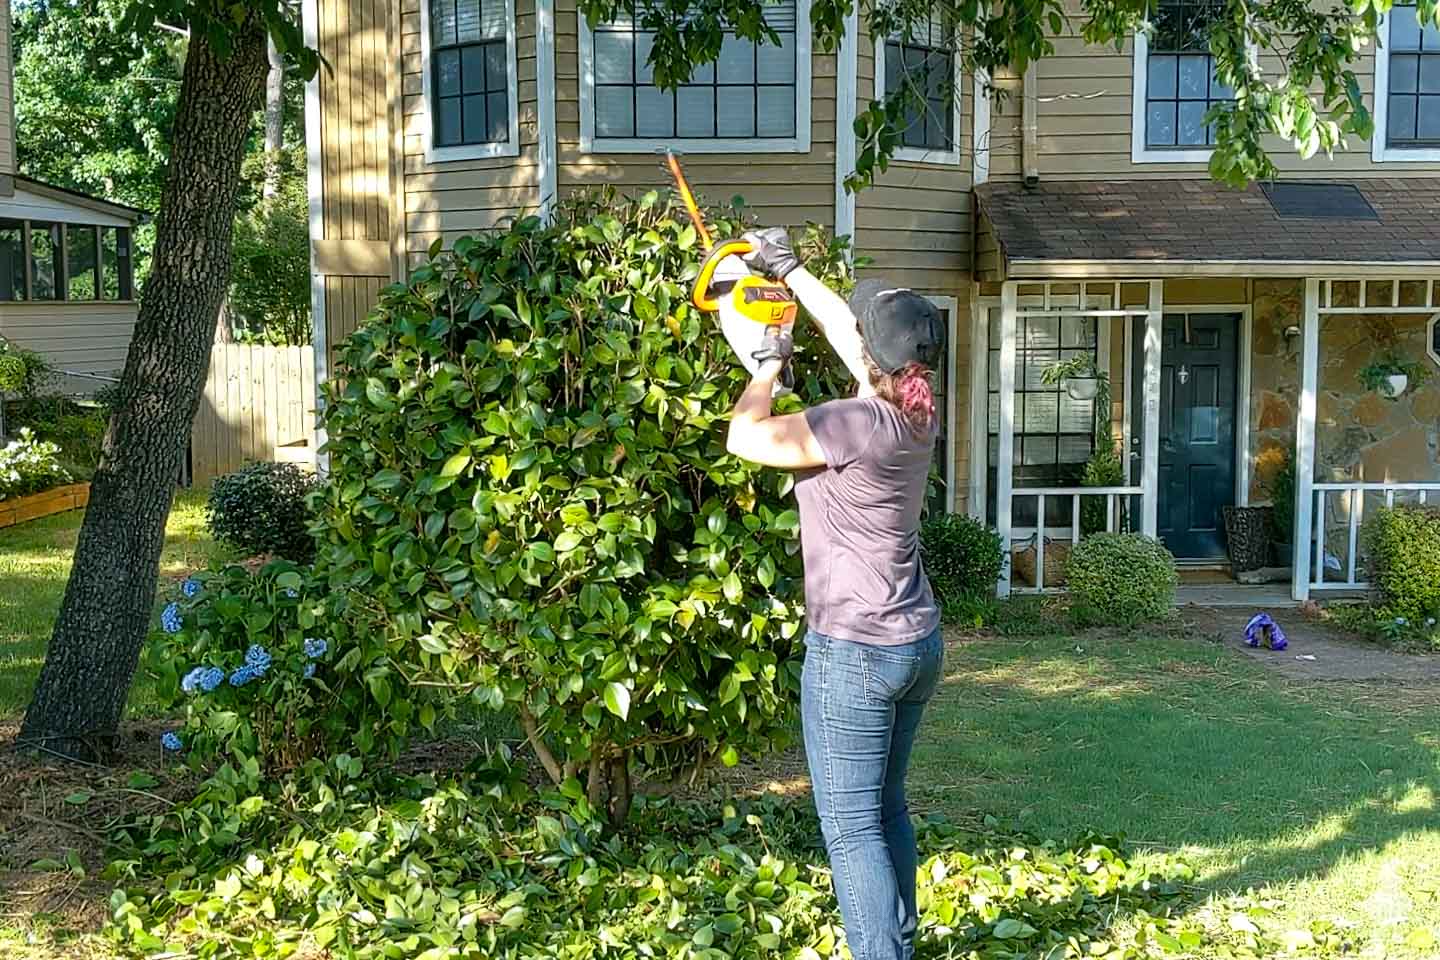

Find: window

[1373,3,1440,161]
[874,13,961,163]
[0,220,133,302]
[580,0,812,152]
[29,222,60,301]
[1131,0,1231,162]
[985,313,1100,527]
[421,0,519,162]
[66,226,98,301]
[1429,312,1440,367]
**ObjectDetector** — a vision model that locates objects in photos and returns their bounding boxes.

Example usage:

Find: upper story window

[0,220,133,302]
[1374,3,1440,161]
[873,13,961,164]
[1131,0,1232,162]
[579,0,812,153]
[421,0,520,162]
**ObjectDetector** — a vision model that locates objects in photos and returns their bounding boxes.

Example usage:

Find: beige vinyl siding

[554,0,836,229]
[324,275,387,372]
[317,0,393,242]
[400,0,541,260]
[853,32,973,296]
[0,0,14,182]
[0,301,137,392]
[1032,7,1440,179]
[984,66,1024,182]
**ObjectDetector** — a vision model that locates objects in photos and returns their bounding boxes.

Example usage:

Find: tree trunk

[19,20,271,763]
[214,301,234,344]
[263,36,285,200]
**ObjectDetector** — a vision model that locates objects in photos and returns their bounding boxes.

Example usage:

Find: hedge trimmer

[663,150,796,392]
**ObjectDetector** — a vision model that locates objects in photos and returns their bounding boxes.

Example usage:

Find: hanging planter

[1358,351,1429,401]
[1041,354,1106,404]
[1063,375,1100,400]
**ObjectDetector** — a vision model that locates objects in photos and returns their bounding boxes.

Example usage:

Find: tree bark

[19,20,271,762]
[263,35,285,200]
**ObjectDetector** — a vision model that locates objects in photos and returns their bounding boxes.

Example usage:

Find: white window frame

[1372,9,1440,162]
[578,0,813,154]
[1428,312,1440,367]
[1131,29,1221,164]
[872,27,963,165]
[418,0,522,164]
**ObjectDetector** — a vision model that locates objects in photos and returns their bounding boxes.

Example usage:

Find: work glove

[752,324,796,392]
[741,228,802,281]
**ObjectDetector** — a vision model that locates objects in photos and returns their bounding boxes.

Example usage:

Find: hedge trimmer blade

[662,150,713,250]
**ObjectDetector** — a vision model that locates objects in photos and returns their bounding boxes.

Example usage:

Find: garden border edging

[0,482,91,529]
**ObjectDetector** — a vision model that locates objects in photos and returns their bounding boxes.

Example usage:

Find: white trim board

[972,68,991,185]
[1371,10,1440,163]
[536,0,558,217]
[833,4,858,246]
[301,0,330,474]
[417,0,523,164]
[577,0,813,154]
[871,28,964,166]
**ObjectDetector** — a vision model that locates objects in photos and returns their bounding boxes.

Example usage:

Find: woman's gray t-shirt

[794,396,940,646]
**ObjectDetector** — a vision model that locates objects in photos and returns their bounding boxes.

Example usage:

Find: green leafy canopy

[577,0,1429,188]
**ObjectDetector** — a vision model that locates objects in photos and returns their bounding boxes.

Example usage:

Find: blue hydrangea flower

[285,588,298,599]
[303,637,328,659]
[161,731,183,752]
[181,666,207,694]
[160,603,183,634]
[245,644,273,675]
[229,666,256,687]
[1396,617,1409,626]
[199,666,226,692]
[304,662,317,679]
[181,578,202,598]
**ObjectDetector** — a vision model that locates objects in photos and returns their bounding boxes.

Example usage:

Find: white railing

[1009,485,1143,593]
[1310,482,1440,591]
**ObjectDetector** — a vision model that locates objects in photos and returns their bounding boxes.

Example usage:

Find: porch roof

[975,178,1440,278]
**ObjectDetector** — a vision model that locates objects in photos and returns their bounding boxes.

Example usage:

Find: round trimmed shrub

[1364,504,1440,621]
[920,512,1004,603]
[206,461,319,561]
[1065,533,1177,627]
[314,189,855,818]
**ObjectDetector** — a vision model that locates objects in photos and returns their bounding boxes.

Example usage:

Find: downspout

[1022,63,1039,187]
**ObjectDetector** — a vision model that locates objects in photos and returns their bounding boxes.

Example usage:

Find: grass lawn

[0,488,228,718]
[913,618,1440,956]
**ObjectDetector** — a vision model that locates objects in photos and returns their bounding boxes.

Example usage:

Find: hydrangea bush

[313,190,854,819]
[143,561,400,770]
[0,427,72,500]
[1065,533,1178,627]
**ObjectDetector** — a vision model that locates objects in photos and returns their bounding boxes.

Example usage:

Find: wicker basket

[1012,535,1071,588]
[1222,505,1272,573]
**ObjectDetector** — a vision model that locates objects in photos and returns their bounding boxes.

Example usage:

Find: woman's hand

[741,228,801,281]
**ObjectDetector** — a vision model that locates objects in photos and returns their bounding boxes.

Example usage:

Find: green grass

[0,488,229,718]
[913,622,1440,956]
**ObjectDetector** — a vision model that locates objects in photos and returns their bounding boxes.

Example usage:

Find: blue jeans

[801,627,943,960]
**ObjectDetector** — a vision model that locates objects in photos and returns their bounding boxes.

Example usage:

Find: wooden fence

[190,344,317,485]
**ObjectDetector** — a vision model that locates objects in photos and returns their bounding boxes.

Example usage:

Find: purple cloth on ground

[1244,613,1288,651]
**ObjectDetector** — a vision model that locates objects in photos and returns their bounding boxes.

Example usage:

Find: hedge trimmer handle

[692,240,754,312]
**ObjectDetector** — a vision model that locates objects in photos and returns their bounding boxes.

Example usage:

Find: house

[0,0,144,396]
[301,0,1440,602]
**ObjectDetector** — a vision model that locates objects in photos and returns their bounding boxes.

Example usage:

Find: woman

[726,227,945,960]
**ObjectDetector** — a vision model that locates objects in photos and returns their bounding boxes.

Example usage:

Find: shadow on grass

[913,628,1440,926]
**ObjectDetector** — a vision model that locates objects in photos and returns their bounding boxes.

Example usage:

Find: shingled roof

[976,178,1440,276]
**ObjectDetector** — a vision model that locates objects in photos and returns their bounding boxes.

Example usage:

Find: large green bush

[1066,533,1177,627]
[1364,504,1440,621]
[314,190,853,818]
[920,512,1004,604]
[0,427,72,499]
[206,461,319,562]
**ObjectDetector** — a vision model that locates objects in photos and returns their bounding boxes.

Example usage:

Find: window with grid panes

[591,0,798,139]
[430,0,510,147]
[984,312,1099,528]
[1386,3,1440,146]
[884,15,956,152]
[1145,0,1230,148]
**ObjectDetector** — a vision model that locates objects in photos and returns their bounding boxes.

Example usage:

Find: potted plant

[1041,353,1102,401]
[1358,351,1431,400]
[1265,448,1297,566]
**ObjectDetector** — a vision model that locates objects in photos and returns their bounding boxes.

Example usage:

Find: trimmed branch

[517,703,564,785]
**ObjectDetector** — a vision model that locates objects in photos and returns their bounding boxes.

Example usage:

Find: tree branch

[516,703,564,785]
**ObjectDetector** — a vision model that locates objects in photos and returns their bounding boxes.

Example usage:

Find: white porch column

[1293,279,1320,601]
[967,288,989,522]
[996,282,1018,597]
[1140,280,1163,538]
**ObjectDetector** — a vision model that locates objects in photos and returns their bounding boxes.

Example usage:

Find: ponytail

[865,353,935,434]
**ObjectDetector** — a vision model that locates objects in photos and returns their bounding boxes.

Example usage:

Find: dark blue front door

[1132,313,1239,560]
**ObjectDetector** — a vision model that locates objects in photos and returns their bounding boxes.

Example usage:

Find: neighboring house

[303,0,1440,602]
[0,0,144,396]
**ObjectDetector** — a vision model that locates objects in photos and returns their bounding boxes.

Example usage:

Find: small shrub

[1265,448,1296,546]
[1364,504,1440,622]
[1079,445,1125,536]
[920,513,1005,603]
[206,461,318,561]
[0,427,72,499]
[1066,533,1177,627]
[143,560,406,769]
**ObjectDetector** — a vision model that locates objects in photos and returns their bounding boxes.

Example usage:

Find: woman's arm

[784,267,874,395]
[726,360,826,469]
